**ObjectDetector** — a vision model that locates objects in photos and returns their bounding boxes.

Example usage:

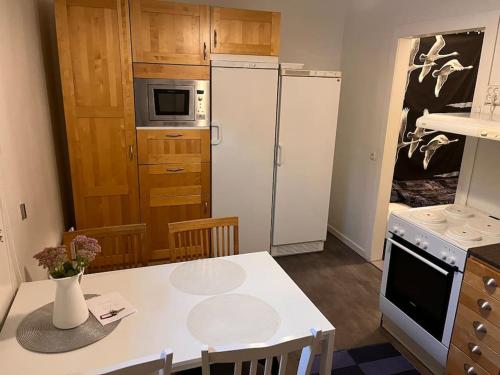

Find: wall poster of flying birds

[394,31,484,181]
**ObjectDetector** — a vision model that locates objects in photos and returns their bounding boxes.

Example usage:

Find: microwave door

[148,85,195,121]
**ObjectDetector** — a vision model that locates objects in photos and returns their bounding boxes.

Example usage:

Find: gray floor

[276,233,432,374]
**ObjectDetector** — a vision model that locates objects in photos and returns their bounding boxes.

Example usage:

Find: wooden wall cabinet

[137,129,210,261]
[130,0,210,65]
[55,0,139,229]
[211,7,281,56]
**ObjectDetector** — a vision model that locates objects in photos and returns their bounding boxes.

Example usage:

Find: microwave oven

[134,78,209,127]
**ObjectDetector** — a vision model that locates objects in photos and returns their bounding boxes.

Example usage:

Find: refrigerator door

[273,76,341,246]
[211,66,278,253]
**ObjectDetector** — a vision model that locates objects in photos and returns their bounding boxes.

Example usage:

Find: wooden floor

[276,233,432,374]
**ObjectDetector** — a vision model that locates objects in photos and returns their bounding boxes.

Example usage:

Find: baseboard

[327,224,368,259]
[271,241,324,257]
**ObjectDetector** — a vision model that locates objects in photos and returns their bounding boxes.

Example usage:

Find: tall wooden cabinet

[211,7,281,56]
[55,0,139,229]
[130,0,210,65]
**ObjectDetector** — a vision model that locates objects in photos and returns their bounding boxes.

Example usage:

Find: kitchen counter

[469,244,500,269]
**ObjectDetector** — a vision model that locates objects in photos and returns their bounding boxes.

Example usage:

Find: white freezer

[211,63,279,253]
[272,74,341,251]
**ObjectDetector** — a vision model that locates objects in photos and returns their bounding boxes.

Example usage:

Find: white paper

[87,292,137,326]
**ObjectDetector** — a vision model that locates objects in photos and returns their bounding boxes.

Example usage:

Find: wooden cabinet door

[139,163,210,261]
[55,0,139,228]
[130,0,210,65]
[211,7,281,56]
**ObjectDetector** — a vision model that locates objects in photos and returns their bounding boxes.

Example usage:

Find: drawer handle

[166,134,183,138]
[468,343,482,355]
[483,276,497,288]
[473,321,487,334]
[166,168,184,172]
[477,299,492,312]
[464,364,477,375]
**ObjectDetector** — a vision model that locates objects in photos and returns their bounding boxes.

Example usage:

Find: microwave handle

[211,122,222,145]
[387,238,449,276]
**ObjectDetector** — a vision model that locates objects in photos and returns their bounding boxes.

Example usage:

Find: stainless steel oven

[134,78,209,127]
[380,214,465,368]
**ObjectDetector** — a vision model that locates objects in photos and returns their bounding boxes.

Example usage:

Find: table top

[0,252,334,375]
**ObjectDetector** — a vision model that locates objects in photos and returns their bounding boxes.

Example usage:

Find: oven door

[148,84,195,121]
[381,235,457,343]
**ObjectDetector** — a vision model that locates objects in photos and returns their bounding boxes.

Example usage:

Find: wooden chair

[84,348,173,375]
[63,224,148,273]
[168,217,239,262]
[201,329,321,375]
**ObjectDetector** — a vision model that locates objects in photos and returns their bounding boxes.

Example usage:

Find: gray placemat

[16,294,120,353]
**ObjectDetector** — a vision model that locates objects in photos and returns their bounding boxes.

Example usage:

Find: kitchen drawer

[137,129,210,164]
[453,303,500,355]
[447,345,490,375]
[460,281,500,327]
[465,257,500,302]
[452,304,500,374]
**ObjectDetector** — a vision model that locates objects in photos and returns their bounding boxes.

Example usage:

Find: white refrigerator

[211,59,279,253]
[271,69,342,256]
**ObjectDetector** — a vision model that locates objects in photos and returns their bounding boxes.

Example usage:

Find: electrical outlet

[370,152,376,161]
[485,85,500,106]
[20,203,27,220]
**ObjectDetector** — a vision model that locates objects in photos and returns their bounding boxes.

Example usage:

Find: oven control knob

[399,229,405,237]
[440,252,448,261]
[449,257,456,265]
[415,238,421,246]
[421,242,428,250]
[393,226,399,235]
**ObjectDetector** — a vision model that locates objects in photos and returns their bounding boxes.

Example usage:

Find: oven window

[153,89,190,116]
[385,238,454,341]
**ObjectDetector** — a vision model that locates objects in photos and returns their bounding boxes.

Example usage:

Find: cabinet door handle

[468,343,482,355]
[477,299,492,312]
[214,29,217,48]
[203,42,207,60]
[204,201,208,213]
[166,133,183,138]
[473,321,487,334]
[464,364,477,375]
[166,168,184,172]
[129,145,134,160]
[483,276,497,288]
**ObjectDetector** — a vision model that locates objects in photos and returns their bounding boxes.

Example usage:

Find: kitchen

[1,1,500,375]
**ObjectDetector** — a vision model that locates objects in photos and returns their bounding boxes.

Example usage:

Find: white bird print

[432,59,473,97]
[407,109,438,158]
[418,35,459,82]
[396,108,419,161]
[406,38,436,91]
[420,134,459,170]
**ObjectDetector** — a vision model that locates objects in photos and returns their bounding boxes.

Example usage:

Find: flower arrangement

[34,236,101,278]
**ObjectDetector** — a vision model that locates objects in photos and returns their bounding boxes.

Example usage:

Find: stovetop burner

[445,226,483,242]
[467,216,500,237]
[444,204,475,219]
[410,210,447,224]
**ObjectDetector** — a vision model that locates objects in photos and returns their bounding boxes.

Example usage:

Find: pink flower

[71,235,101,265]
[33,246,68,272]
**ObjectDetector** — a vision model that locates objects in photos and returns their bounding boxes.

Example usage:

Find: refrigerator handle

[211,122,222,145]
[276,144,283,166]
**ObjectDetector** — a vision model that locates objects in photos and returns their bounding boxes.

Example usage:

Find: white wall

[0,0,65,290]
[181,0,347,70]
[329,0,500,260]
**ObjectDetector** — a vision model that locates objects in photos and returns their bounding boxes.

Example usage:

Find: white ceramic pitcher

[51,271,89,329]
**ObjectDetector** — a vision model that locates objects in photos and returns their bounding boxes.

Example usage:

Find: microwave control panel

[196,89,207,121]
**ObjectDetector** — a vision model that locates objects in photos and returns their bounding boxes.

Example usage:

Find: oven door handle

[387,238,449,276]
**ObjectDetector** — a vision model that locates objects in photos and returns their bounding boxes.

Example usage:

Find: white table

[0,252,335,374]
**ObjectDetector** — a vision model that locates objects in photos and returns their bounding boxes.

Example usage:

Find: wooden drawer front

[465,257,500,302]
[454,303,500,355]
[137,129,210,164]
[461,281,500,327]
[452,305,500,374]
[447,345,490,375]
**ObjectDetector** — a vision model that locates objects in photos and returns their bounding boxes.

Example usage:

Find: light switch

[20,203,27,220]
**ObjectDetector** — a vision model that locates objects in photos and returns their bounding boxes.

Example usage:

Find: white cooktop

[393,204,500,250]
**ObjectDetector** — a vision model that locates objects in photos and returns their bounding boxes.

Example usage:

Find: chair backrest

[168,217,239,262]
[63,224,148,273]
[201,329,321,375]
[84,349,173,375]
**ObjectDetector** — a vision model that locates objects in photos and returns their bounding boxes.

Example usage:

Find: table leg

[319,331,334,375]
